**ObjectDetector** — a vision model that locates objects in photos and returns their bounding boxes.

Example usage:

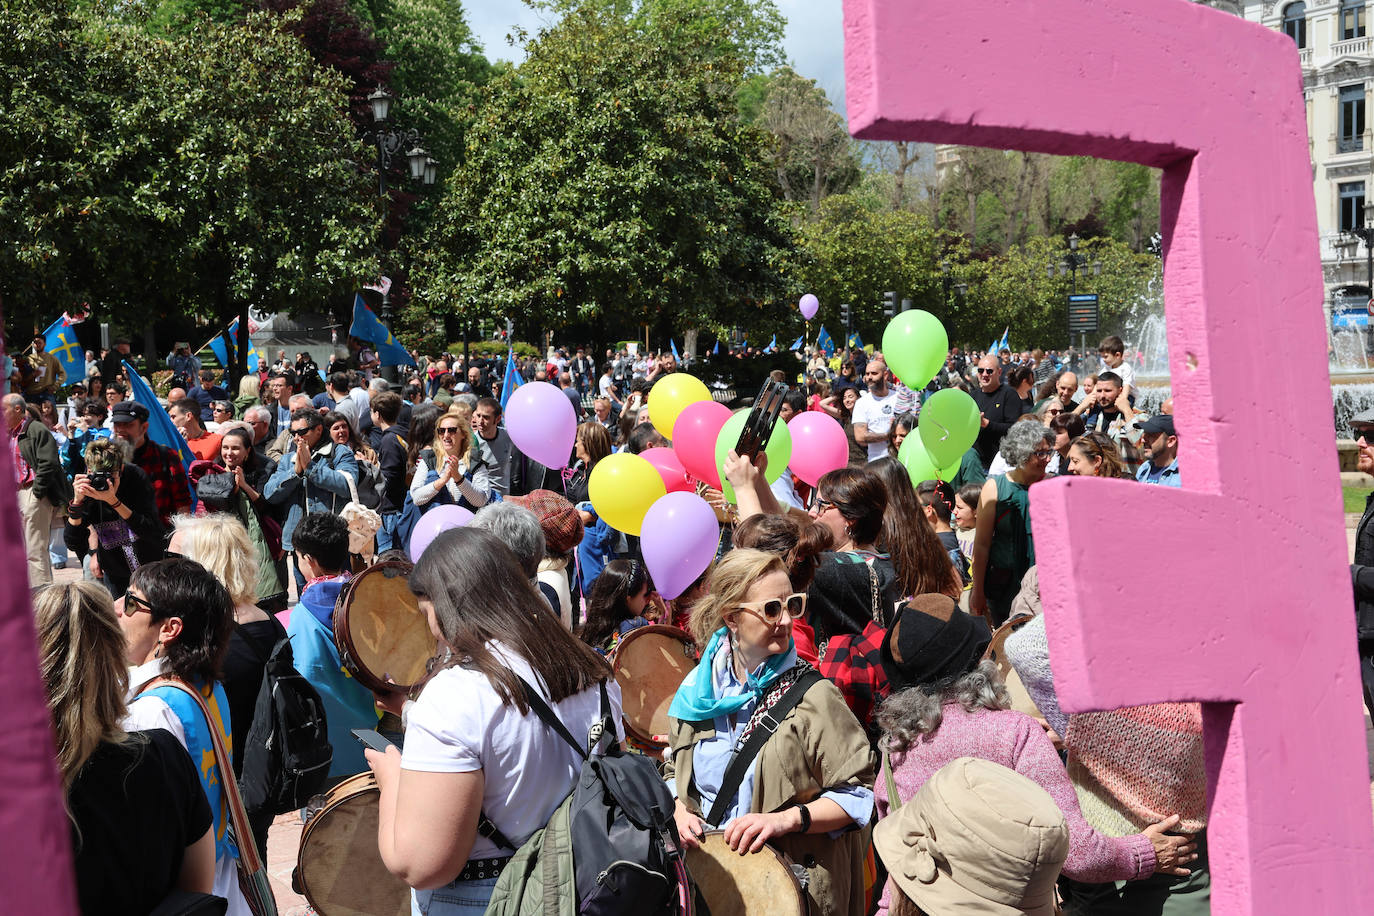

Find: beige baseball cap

[873,757,1069,915]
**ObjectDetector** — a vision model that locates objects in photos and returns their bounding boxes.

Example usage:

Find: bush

[443,339,540,360]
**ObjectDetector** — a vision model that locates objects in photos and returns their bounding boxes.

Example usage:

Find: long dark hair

[871,457,961,598]
[406,402,444,469]
[128,559,234,685]
[410,527,608,711]
[816,466,886,547]
[732,514,833,591]
[578,559,649,649]
[219,426,261,472]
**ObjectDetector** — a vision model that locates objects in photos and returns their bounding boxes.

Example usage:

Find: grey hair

[470,502,545,579]
[878,659,1010,752]
[244,405,272,425]
[288,393,313,411]
[368,378,390,394]
[455,393,478,410]
[998,419,1054,467]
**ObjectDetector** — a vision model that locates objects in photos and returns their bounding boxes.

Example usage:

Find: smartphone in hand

[351,728,396,752]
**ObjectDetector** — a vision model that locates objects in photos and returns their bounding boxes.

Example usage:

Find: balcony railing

[1333,36,1372,59]
[1301,47,1314,66]
[1339,135,1367,153]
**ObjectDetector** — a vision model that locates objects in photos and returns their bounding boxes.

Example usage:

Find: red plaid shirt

[817,620,889,736]
[131,438,192,527]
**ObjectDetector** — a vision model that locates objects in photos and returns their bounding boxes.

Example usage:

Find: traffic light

[882,291,897,318]
[841,303,851,326]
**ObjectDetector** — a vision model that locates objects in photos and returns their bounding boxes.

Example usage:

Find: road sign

[1067,293,1099,335]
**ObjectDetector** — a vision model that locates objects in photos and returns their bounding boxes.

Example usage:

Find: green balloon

[714,409,793,504]
[918,389,981,468]
[882,309,949,390]
[899,433,961,486]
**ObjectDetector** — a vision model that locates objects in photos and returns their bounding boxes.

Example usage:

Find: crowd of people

[6,328,1212,916]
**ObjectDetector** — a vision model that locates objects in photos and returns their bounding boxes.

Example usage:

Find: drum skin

[295,773,411,916]
[334,561,436,693]
[611,625,697,748]
[982,614,1044,720]
[684,831,806,916]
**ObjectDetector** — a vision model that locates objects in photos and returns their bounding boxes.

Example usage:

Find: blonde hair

[83,437,130,475]
[171,513,258,606]
[688,548,788,645]
[35,582,129,791]
[237,374,260,400]
[432,406,472,464]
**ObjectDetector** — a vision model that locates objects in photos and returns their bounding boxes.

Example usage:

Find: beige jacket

[668,676,876,916]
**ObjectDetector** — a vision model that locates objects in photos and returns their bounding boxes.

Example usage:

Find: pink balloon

[408,504,475,562]
[504,381,577,470]
[786,411,850,486]
[799,293,819,320]
[671,400,732,489]
[640,492,720,600]
[641,447,693,493]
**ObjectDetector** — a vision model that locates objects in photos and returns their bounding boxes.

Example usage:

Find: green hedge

[443,340,540,360]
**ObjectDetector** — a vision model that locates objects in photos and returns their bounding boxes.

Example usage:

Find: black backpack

[238,625,333,816]
[484,677,687,916]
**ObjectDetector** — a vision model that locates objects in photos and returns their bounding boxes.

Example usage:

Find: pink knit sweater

[874,704,1155,914]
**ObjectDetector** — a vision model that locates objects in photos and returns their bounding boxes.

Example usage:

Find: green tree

[741,67,859,213]
[410,3,795,345]
[794,193,966,344]
[0,2,381,370]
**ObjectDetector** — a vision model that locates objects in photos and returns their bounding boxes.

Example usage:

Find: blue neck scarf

[668,627,795,723]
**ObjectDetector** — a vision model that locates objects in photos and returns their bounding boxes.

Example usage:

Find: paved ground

[46,524,1374,912]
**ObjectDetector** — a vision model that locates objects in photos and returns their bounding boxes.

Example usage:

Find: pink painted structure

[0,367,78,907]
[843,0,1374,911]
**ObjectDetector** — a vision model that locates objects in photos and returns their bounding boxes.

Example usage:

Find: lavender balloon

[408,504,475,562]
[640,492,719,600]
[799,293,820,320]
[504,381,577,470]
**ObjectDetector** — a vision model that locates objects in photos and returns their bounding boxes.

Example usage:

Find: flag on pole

[206,318,264,373]
[670,339,681,362]
[713,341,720,355]
[349,294,417,368]
[816,325,835,357]
[40,317,84,388]
[847,332,865,350]
[765,334,777,353]
[122,360,197,502]
[500,346,523,411]
[789,335,804,351]
[996,327,1010,353]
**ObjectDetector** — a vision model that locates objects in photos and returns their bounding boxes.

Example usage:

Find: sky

[463,0,849,109]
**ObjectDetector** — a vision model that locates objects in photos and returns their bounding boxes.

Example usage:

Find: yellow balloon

[647,373,712,440]
[588,452,667,536]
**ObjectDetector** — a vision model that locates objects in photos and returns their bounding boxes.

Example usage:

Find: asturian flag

[816,325,836,357]
[40,316,84,386]
[789,335,804,351]
[500,346,523,411]
[206,318,264,373]
[123,360,198,502]
[349,294,417,368]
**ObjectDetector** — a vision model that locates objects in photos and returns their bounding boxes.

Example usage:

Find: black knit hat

[881,594,993,695]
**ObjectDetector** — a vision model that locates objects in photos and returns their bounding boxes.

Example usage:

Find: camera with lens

[88,472,111,492]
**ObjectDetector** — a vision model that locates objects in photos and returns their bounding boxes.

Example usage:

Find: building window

[1343,0,1367,40]
[1340,181,1366,231]
[1284,2,1307,48]
[1341,85,1367,152]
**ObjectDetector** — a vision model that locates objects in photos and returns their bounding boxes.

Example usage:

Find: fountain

[1122,284,1374,437]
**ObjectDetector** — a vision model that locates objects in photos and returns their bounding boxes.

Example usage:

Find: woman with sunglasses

[969,420,1055,625]
[121,558,248,916]
[668,548,875,916]
[36,581,216,914]
[409,404,492,513]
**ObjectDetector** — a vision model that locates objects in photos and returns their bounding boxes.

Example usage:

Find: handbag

[149,890,227,916]
[147,677,278,916]
[337,469,381,558]
[196,472,236,512]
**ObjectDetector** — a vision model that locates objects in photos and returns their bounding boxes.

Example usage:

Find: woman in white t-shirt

[367,526,622,916]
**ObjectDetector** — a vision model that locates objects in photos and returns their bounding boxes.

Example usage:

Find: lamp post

[1344,202,1374,304]
[364,86,438,382]
[1049,233,1103,360]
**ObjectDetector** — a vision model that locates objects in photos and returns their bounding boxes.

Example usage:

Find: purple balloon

[640,492,719,600]
[504,381,577,470]
[408,504,475,563]
[799,293,820,321]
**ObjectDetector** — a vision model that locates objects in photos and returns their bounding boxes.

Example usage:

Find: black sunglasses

[976,368,996,375]
[289,427,311,437]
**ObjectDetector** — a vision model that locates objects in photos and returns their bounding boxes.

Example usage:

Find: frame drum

[294,773,410,916]
[684,831,806,916]
[611,624,698,748]
[333,560,436,694]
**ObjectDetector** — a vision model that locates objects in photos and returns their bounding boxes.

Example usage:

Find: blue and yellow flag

[349,294,417,368]
[206,319,263,374]
[500,347,522,411]
[41,317,83,386]
[816,325,835,357]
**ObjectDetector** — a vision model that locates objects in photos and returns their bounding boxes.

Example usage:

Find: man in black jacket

[1351,433,1374,718]
[969,356,1028,469]
[369,390,409,554]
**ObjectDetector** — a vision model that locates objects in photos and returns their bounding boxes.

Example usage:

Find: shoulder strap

[881,748,901,811]
[704,669,823,828]
[142,677,265,877]
[513,675,589,761]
